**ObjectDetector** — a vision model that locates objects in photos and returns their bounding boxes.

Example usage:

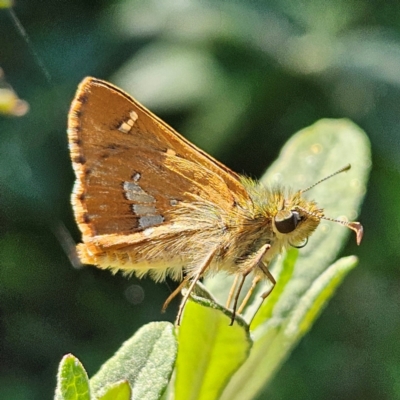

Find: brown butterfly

[68,77,363,324]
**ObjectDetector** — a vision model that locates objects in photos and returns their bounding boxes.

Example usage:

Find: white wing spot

[139,215,164,228]
[118,121,131,134]
[123,181,155,203]
[132,204,158,215]
[130,111,138,122]
[143,228,155,237]
[123,175,164,228]
[132,172,141,182]
[118,110,139,133]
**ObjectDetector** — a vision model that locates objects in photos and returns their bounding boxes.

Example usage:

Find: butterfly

[68,77,363,324]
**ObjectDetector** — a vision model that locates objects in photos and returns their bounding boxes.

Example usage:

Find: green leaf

[97,380,131,400]
[203,118,370,399]
[220,256,358,400]
[54,354,90,400]
[174,298,252,400]
[90,322,177,400]
[286,256,359,339]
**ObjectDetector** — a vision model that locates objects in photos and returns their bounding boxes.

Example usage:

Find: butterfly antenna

[297,164,363,244]
[296,206,363,245]
[301,164,351,194]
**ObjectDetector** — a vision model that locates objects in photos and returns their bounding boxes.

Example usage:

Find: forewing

[68,77,250,242]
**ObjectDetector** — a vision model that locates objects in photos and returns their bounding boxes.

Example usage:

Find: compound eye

[275,210,301,234]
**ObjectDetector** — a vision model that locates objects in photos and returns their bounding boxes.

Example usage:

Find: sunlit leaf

[174,298,251,400]
[54,354,90,400]
[90,322,176,400]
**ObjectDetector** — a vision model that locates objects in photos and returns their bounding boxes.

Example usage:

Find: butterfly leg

[237,260,277,315]
[237,275,262,314]
[176,247,218,325]
[225,274,241,309]
[259,262,276,300]
[247,263,276,326]
[161,277,190,313]
[229,273,250,325]
[229,243,271,325]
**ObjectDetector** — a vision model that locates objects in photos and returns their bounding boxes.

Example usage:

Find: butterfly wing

[68,77,251,251]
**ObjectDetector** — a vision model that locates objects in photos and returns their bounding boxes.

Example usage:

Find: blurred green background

[0,0,398,398]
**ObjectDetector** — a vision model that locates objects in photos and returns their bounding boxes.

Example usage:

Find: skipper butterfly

[68,77,363,324]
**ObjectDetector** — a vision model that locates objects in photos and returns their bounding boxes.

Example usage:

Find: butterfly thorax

[167,178,323,280]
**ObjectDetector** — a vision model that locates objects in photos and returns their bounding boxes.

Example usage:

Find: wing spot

[143,228,155,237]
[139,215,164,228]
[118,110,139,133]
[170,199,178,206]
[123,181,156,203]
[132,204,158,215]
[77,93,88,104]
[118,121,131,134]
[74,155,86,164]
[129,111,139,122]
[166,148,176,156]
[132,172,141,182]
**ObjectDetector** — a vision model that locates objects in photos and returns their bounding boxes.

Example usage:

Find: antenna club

[343,163,351,172]
[296,206,363,245]
[348,221,363,245]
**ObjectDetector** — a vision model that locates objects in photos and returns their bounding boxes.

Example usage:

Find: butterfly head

[272,192,322,248]
[271,164,363,247]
